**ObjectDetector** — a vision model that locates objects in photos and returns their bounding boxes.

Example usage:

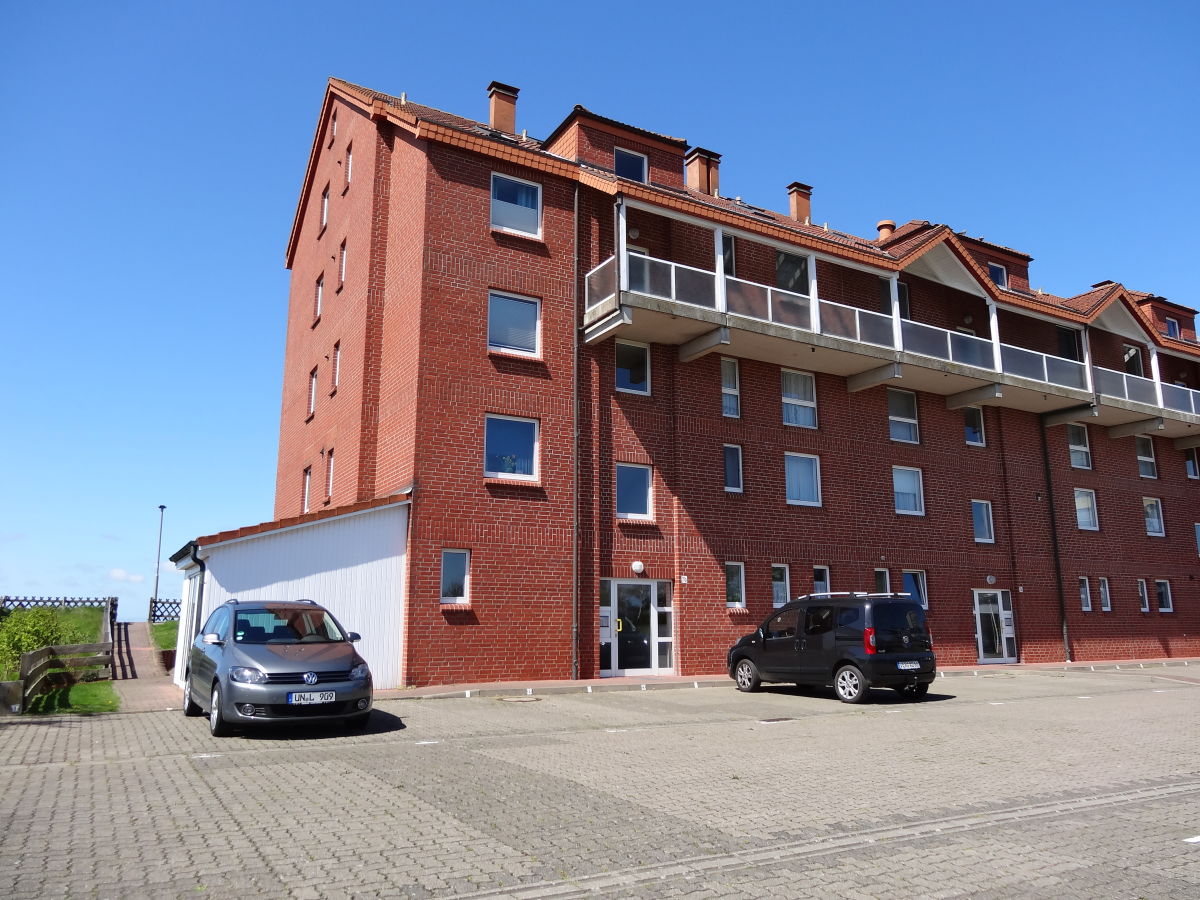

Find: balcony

[585,250,1200,438]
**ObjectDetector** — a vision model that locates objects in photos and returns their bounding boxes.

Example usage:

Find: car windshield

[232,607,344,644]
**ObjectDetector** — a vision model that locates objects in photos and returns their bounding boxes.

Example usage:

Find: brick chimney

[685,148,721,196]
[876,220,896,241]
[487,81,520,134]
[787,182,813,224]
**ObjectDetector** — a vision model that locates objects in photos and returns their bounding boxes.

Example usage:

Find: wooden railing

[0,599,114,715]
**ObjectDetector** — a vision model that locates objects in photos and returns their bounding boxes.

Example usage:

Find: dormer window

[1165,318,1180,338]
[987,263,1007,288]
[614,147,648,183]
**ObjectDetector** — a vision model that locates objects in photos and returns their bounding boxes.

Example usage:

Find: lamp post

[151,505,166,620]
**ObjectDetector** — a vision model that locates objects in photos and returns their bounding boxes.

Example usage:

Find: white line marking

[1184,835,1200,844]
[989,702,1006,706]
[606,728,627,733]
[414,740,440,745]
[1077,696,1092,699]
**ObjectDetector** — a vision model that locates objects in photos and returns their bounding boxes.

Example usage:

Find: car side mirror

[346,632,361,642]
[202,633,224,646]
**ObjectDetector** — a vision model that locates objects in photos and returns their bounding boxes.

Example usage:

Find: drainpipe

[1037,419,1072,662]
[571,181,580,681]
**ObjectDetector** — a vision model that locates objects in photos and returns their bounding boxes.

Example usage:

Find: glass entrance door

[973,590,1017,663]
[599,580,673,676]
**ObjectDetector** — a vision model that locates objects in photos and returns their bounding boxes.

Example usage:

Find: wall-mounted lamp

[986,575,997,585]
[963,314,974,325]
[631,560,645,575]
[628,228,640,240]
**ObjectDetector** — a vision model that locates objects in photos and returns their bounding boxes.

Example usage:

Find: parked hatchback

[727,592,936,703]
[184,599,372,735]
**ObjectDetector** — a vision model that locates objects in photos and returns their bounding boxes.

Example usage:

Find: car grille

[248,701,360,718]
[263,669,353,684]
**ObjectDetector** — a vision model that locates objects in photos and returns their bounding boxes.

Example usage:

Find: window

[1166,318,1180,338]
[1156,580,1173,613]
[725,562,745,607]
[1078,577,1092,612]
[1098,577,1111,612]
[320,184,329,229]
[1074,488,1098,530]
[893,467,925,515]
[484,415,538,480]
[615,341,650,394]
[331,342,340,391]
[972,500,995,543]
[781,369,817,428]
[1057,327,1082,362]
[1186,448,1199,479]
[338,240,347,285]
[1195,522,1200,556]
[324,448,334,498]
[329,109,337,144]
[887,389,919,443]
[616,463,652,519]
[721,234,736,276]
[488,291,539,355]
[1067,424,1091,469]
[902,570,928,609]
[302,467,311,513]
[804,605,835,636]
[721,358,740,417]
[1143,497,1165,536]
[878,279,910,318]
[1137,579,1150,612]
[491,173,541,237]
[308,368,318,416]
[765,607,798,639]
[963,407,985,446]
[785,453,821,506]
[613,147,647,183]
[440,550,470,603]
[987,263,1007,288]
[813,565,831,595]
[874,569,890,593]
[1123,344,1143,377]
[771,565,790,607]
[776,251,809,295]
[1135,436,1157,478]
[344,143,352,188]
[723,445,743,493]
[314,275,324,319]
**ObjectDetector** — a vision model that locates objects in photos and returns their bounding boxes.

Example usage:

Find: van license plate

[288,691,336,704]
[896,661,920,670]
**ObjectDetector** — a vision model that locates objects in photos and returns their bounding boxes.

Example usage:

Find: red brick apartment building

[255,77,1200,686]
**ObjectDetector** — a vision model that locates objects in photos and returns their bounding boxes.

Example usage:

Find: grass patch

[59,607,104,643]
[25,681,120,715]
[150,620,179,651]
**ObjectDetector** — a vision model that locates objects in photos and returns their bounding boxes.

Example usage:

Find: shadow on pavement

[223,708,407,741]
[760,684,956,704]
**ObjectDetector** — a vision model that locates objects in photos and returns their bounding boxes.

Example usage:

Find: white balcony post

[986,299,1003,373]
[807,253,820,333]
[714,228,727,313]
[1148,345,1164,407]
[888,275,903,351]
[1080,327,1095,393]
[617,199,629,292]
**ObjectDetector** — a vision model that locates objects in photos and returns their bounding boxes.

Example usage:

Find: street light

[151,504,166,620]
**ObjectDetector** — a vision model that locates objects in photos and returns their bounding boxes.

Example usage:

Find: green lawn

[150,620,179,651]
[24,681,120,715]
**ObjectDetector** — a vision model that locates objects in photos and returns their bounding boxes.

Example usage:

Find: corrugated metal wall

[175,504,408,689]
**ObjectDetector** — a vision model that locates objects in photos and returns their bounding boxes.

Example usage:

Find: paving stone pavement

[1,668,1198,898]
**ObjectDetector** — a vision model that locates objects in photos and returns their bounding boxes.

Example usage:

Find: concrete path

[111,621,181,712]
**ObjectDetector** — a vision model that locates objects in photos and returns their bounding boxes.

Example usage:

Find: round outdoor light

[986,575,997,585]
[631,560,645,574]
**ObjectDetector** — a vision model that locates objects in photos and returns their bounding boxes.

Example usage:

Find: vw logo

[303,672,319,685]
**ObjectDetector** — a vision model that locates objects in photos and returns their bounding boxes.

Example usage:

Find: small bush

[0,607,98,678]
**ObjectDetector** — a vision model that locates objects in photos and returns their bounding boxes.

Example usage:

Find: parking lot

[2,667,1199,899]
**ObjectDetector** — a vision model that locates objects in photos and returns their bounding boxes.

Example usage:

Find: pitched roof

[542,105,689,153]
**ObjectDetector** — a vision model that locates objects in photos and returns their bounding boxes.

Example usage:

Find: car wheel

[834,665,869,704]
[734,658,761,692]
[183,675,202,717]
[209,684,231,737]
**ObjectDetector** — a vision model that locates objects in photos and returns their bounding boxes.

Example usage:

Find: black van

[726,593,936,703]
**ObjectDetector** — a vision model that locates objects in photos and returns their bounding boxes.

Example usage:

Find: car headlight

[350,662,370,681]
[229,667,268,684]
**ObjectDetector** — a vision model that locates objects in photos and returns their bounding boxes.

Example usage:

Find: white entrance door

[973,590,1017,663]
[599,580,674,676]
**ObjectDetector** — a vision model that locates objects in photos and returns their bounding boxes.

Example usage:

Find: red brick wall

[572,122,685,187]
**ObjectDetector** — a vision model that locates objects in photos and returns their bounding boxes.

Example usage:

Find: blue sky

[2,1,1197,615]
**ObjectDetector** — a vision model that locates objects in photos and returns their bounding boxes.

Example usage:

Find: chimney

[685,148,721,196]
[876,220,896,241]
[787,182,813,223]
[487,81,520,134]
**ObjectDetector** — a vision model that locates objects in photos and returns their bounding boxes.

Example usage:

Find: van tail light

[863,627,877,655]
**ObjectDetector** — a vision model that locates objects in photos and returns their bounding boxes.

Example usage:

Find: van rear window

[873,602,928,633]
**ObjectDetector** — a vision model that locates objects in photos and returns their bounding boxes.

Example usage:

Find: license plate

[288,691,336,704]
[896,661,920,670]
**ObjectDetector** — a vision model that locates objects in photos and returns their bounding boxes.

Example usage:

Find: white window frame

[320,184,329,229]
[902,570,928,609]
[331,341,340,391]
[785,452,822,507]
[344,142,353,188]
[490,172,542,238]
[893,466,925,516]
[307,368,318,416]
[1074,488,1099,531]
[812,565,831,595]
[325,448,334,499]
[1098,577,1111,612]
[988,262,1007,288]
[329,109,337,144]
[1137,579,1150,612]
[874,568,891,593]
[1165,317,1180,338]
[771,564,791,608]
[302,467,311,514]
[1186,448,1199,479]
[887,388,919,444]
[615,340,651,396]
[721,358,741,417]
[613,147,648,183]
[615,462,653,520]
[339,240,347,285]
[1135,435,1157,479]
[314,274,324,319]
[721,233,736,276]
[972,500,995,543]
[723,444,743,493]
[439,549,471,604]
[1143,497,1166,537]
[781,369,817,429]
[1067,424,1092,469]
[483,414,539,481]
[1156,579,1173,613]
[725,561,746,608]
[964,407,985,447]
[487,290,541,357]
[1078,577,1092,612]
[1123,344,1144,377]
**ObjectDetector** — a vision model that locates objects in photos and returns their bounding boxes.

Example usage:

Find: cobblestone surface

[1,669,1198,898]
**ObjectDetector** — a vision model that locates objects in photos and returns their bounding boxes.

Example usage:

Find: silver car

[184,599,372,736]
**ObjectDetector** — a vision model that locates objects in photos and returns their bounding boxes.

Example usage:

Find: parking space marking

[1185,835,1200,844]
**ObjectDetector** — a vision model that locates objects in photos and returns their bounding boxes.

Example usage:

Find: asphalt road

[2,668,1198,898]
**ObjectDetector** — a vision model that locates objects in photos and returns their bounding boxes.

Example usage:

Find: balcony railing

[1093,366,1159,406]
[628,254,716,309]
[901,320,994,368]
[1161,382,1200,416]
[585,257,617,309]
[1000,344,1088,390]
[725,275,813,331]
